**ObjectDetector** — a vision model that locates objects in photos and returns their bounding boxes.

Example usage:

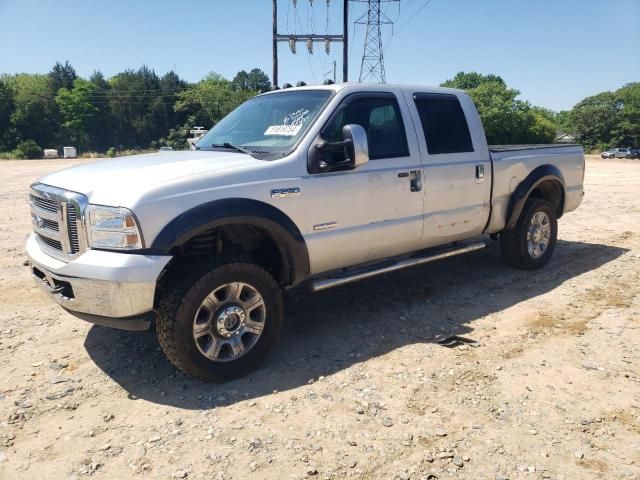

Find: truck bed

[484,143,585,235]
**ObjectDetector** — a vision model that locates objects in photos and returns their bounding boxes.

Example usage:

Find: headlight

[85,205,143,250]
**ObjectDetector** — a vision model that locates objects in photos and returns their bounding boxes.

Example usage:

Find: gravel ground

[0,155,639,480]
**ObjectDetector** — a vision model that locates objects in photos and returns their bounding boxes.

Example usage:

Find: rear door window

[413,93,474,155]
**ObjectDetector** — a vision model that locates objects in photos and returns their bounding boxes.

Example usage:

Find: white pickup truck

[26,83,585,380]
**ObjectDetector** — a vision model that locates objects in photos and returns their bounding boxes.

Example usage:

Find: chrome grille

[30,195,58,213]
[29,184,88,262]
[41,218,59,231]
[39,235,63,251]
[66,204,80,253]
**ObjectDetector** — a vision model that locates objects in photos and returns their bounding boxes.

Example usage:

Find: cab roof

[259,82,466,97]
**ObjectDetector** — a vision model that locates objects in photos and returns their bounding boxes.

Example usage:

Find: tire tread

[156,257,282,381]
[500,198,557,270]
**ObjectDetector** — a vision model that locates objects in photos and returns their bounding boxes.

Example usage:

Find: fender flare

[149,198,310,286]
[506,165,566,229]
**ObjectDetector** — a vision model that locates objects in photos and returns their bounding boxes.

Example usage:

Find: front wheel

[500,198,558,270]
[156,258,283,381]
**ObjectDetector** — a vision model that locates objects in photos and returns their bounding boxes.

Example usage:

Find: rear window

[414,93,474,155]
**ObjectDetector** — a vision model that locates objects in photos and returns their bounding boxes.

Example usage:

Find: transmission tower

[354,0,398,83]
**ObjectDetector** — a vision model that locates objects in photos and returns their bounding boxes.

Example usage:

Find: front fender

[147,198,310,286]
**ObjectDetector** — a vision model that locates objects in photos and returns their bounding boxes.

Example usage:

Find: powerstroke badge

[313,222,337,231]
[271,187,301,199]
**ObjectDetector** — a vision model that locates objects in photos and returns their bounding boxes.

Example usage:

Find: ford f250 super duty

[26,83,585,381]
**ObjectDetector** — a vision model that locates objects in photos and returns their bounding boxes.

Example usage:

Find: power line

[379,0,401,67]
[294,3,318,82]
[272,0,349,86]
[396,0,434,33]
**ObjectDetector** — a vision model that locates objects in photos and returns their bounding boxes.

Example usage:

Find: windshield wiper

[211,142,255,156]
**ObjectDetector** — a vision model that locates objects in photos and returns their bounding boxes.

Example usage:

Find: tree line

[0,62,271,158]
[0,63,638,159]
[441,71,640,150]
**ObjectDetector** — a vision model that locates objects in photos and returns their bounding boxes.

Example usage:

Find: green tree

[159,115,197,150]
[569,92,618,150]
[231,70,249,90]
[108,65,163,148]
[88,70,115,151]
[441,71,506,90]
[232,68,271,92]
[102,66,188,149]
[0,77,16,151]
[13,139,43,159]
[174,72,254,128]
[49,61,77,93]
[6,73,59,148]
[55,78,100,150]
[154,70,189,142]
[246,68,271,92]
[441,71,555,144]
[529,110,558,144]
[613,82,640,147]
[554,110,572,133]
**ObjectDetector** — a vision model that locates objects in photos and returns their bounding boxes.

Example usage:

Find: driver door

[299,92,425,275]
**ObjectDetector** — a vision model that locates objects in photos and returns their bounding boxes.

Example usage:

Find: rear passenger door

[408,92,492,247]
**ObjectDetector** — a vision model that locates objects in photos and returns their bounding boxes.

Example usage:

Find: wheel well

[528,179,564,217]
[166,224,291,287]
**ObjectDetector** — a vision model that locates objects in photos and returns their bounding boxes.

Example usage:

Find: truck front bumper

[26,233,172,329]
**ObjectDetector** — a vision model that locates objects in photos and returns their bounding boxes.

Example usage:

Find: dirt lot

[0,155,639,480]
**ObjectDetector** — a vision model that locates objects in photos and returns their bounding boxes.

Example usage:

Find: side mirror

[310,123,369,173]
[342,124,369,167]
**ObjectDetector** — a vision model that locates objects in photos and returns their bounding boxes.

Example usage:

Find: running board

[310,242,486,292]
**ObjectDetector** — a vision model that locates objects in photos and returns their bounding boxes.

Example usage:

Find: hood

[39,150,265,205]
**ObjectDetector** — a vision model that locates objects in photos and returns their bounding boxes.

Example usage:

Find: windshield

[195,90,333,159]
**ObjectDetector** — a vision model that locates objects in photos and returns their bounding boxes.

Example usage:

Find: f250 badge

[271,187,301,199]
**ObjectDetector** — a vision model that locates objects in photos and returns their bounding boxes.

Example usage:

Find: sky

[1,0,639,111]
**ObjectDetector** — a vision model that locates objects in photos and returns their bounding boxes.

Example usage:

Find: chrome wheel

[527,211,551,259]
[192,282,266,362]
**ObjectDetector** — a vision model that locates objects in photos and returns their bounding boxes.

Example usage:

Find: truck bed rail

[489,144,581,152]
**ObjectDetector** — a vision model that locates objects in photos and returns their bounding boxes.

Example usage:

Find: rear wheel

[156,258,283,381]
[500,198,558,270]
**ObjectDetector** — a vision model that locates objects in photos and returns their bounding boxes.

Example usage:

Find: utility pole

[272,0,349,87]
[325,59,337,83]
[354,0,398,83]
[343,0,349,83]
[273,0,279,87]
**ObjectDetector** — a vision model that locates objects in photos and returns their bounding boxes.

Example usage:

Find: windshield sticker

[284,108,310,126]
[264,124,302,136]
[264,108,311,136]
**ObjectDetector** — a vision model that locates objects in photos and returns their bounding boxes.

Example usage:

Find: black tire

[500,198,558,270]
[156,257,283,382]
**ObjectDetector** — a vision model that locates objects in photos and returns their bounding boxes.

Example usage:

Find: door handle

[410,169,422,192]
[475,164,485,183]
[398,170,422,192]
